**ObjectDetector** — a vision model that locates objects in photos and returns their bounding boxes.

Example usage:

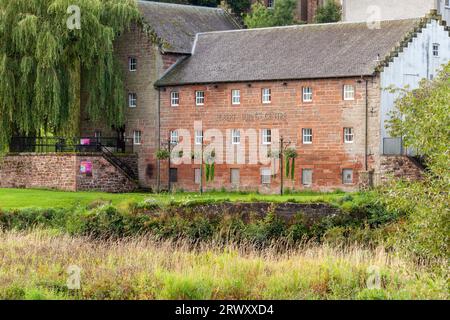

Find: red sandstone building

[1,2,448,193]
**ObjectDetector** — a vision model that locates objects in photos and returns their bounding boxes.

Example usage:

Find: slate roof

[155,18,424,86]
[138,1,240,54]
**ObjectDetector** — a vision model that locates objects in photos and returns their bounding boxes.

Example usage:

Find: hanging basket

[156,149,170,160]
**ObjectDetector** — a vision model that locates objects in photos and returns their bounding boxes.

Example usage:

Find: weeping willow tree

[0,0,140,151]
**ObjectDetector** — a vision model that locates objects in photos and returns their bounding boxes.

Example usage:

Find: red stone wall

[159,77,380,193]
[0,153,138,193]
[0,153,77,191]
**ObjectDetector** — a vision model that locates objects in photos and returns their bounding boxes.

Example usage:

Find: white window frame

[343,85,355,101]
[261,168,272,185]
[129,57,137,72]
[344,127,354,143]
[446,0,450,8]
[432,43,439,57]
[231,129,241,145]
[262,88,271,104]
[133,130,141,145]
[302,169,313,186]
[195,130,203,145]
[231,89,240,105]
[262,129,271,145]
[302,128,312,144]
[302,87,313,102]
[342,169,353,185]
[268,0,275,8]
[195,91,205,106]
[170,130,179,145]
[128,93,137,108]
[171,91,179,107]
[94,131,101,139]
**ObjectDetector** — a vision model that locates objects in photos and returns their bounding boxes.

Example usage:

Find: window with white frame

[261,168,272,184]
[302,169,313,186]
[302,128,312,144]
[129,57,137,72]
[342,169,353,184]
[268,0,274,8]
[230,168,240,185]
[231,129,241,145]
[231,89,240,105]
[195,130,203,145]
[171,91,179,106]
[194,168,201,184]
[170,130,179,145]
[133,130,141,145]
[446,0,450,7]
[343,85,355,100]
[302,87,313,102]
[262,129,271,145]
[195,91,205,105]
[262,88,271,104]
[432,43,439,57]
[344,127,354,143]
[128,93,137,108]
[94,131,101,138]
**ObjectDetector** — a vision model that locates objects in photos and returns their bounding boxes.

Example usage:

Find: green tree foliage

[382,62,450,262]
[225,0,251,16]
[0,0,140,151]
[314,0,341,23]
[244,0,300,29]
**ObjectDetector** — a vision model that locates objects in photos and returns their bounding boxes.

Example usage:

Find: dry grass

[0,229,447,300]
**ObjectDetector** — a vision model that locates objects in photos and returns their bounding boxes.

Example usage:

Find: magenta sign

[80,161,92,176]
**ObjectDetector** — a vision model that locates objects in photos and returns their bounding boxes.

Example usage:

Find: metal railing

[10,137,134,154]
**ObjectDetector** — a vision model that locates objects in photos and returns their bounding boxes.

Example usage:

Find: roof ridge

[138,1,224,11]
[194,17,422,36]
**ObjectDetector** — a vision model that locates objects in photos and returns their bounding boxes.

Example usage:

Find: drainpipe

[157,88,161,193]
[364,77,369,172]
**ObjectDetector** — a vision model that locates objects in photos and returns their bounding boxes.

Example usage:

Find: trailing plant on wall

[205,149,216,182]
[284,148,298,180]
[156,149,170,160]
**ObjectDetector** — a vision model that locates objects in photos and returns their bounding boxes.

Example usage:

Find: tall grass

[0,229,447,300]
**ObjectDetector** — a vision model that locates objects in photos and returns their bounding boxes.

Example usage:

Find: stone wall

[0,153,77,191]
[377,155,424,185]
[0,153,138,193]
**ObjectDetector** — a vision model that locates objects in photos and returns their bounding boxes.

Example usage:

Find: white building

[342,0,450,23]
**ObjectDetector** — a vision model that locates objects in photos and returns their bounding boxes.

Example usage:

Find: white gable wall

[379,19,450,154]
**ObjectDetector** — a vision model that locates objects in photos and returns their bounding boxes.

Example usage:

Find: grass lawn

[0,188,351,209]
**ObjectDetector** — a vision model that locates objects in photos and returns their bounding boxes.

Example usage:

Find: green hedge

[0,193,399,246]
